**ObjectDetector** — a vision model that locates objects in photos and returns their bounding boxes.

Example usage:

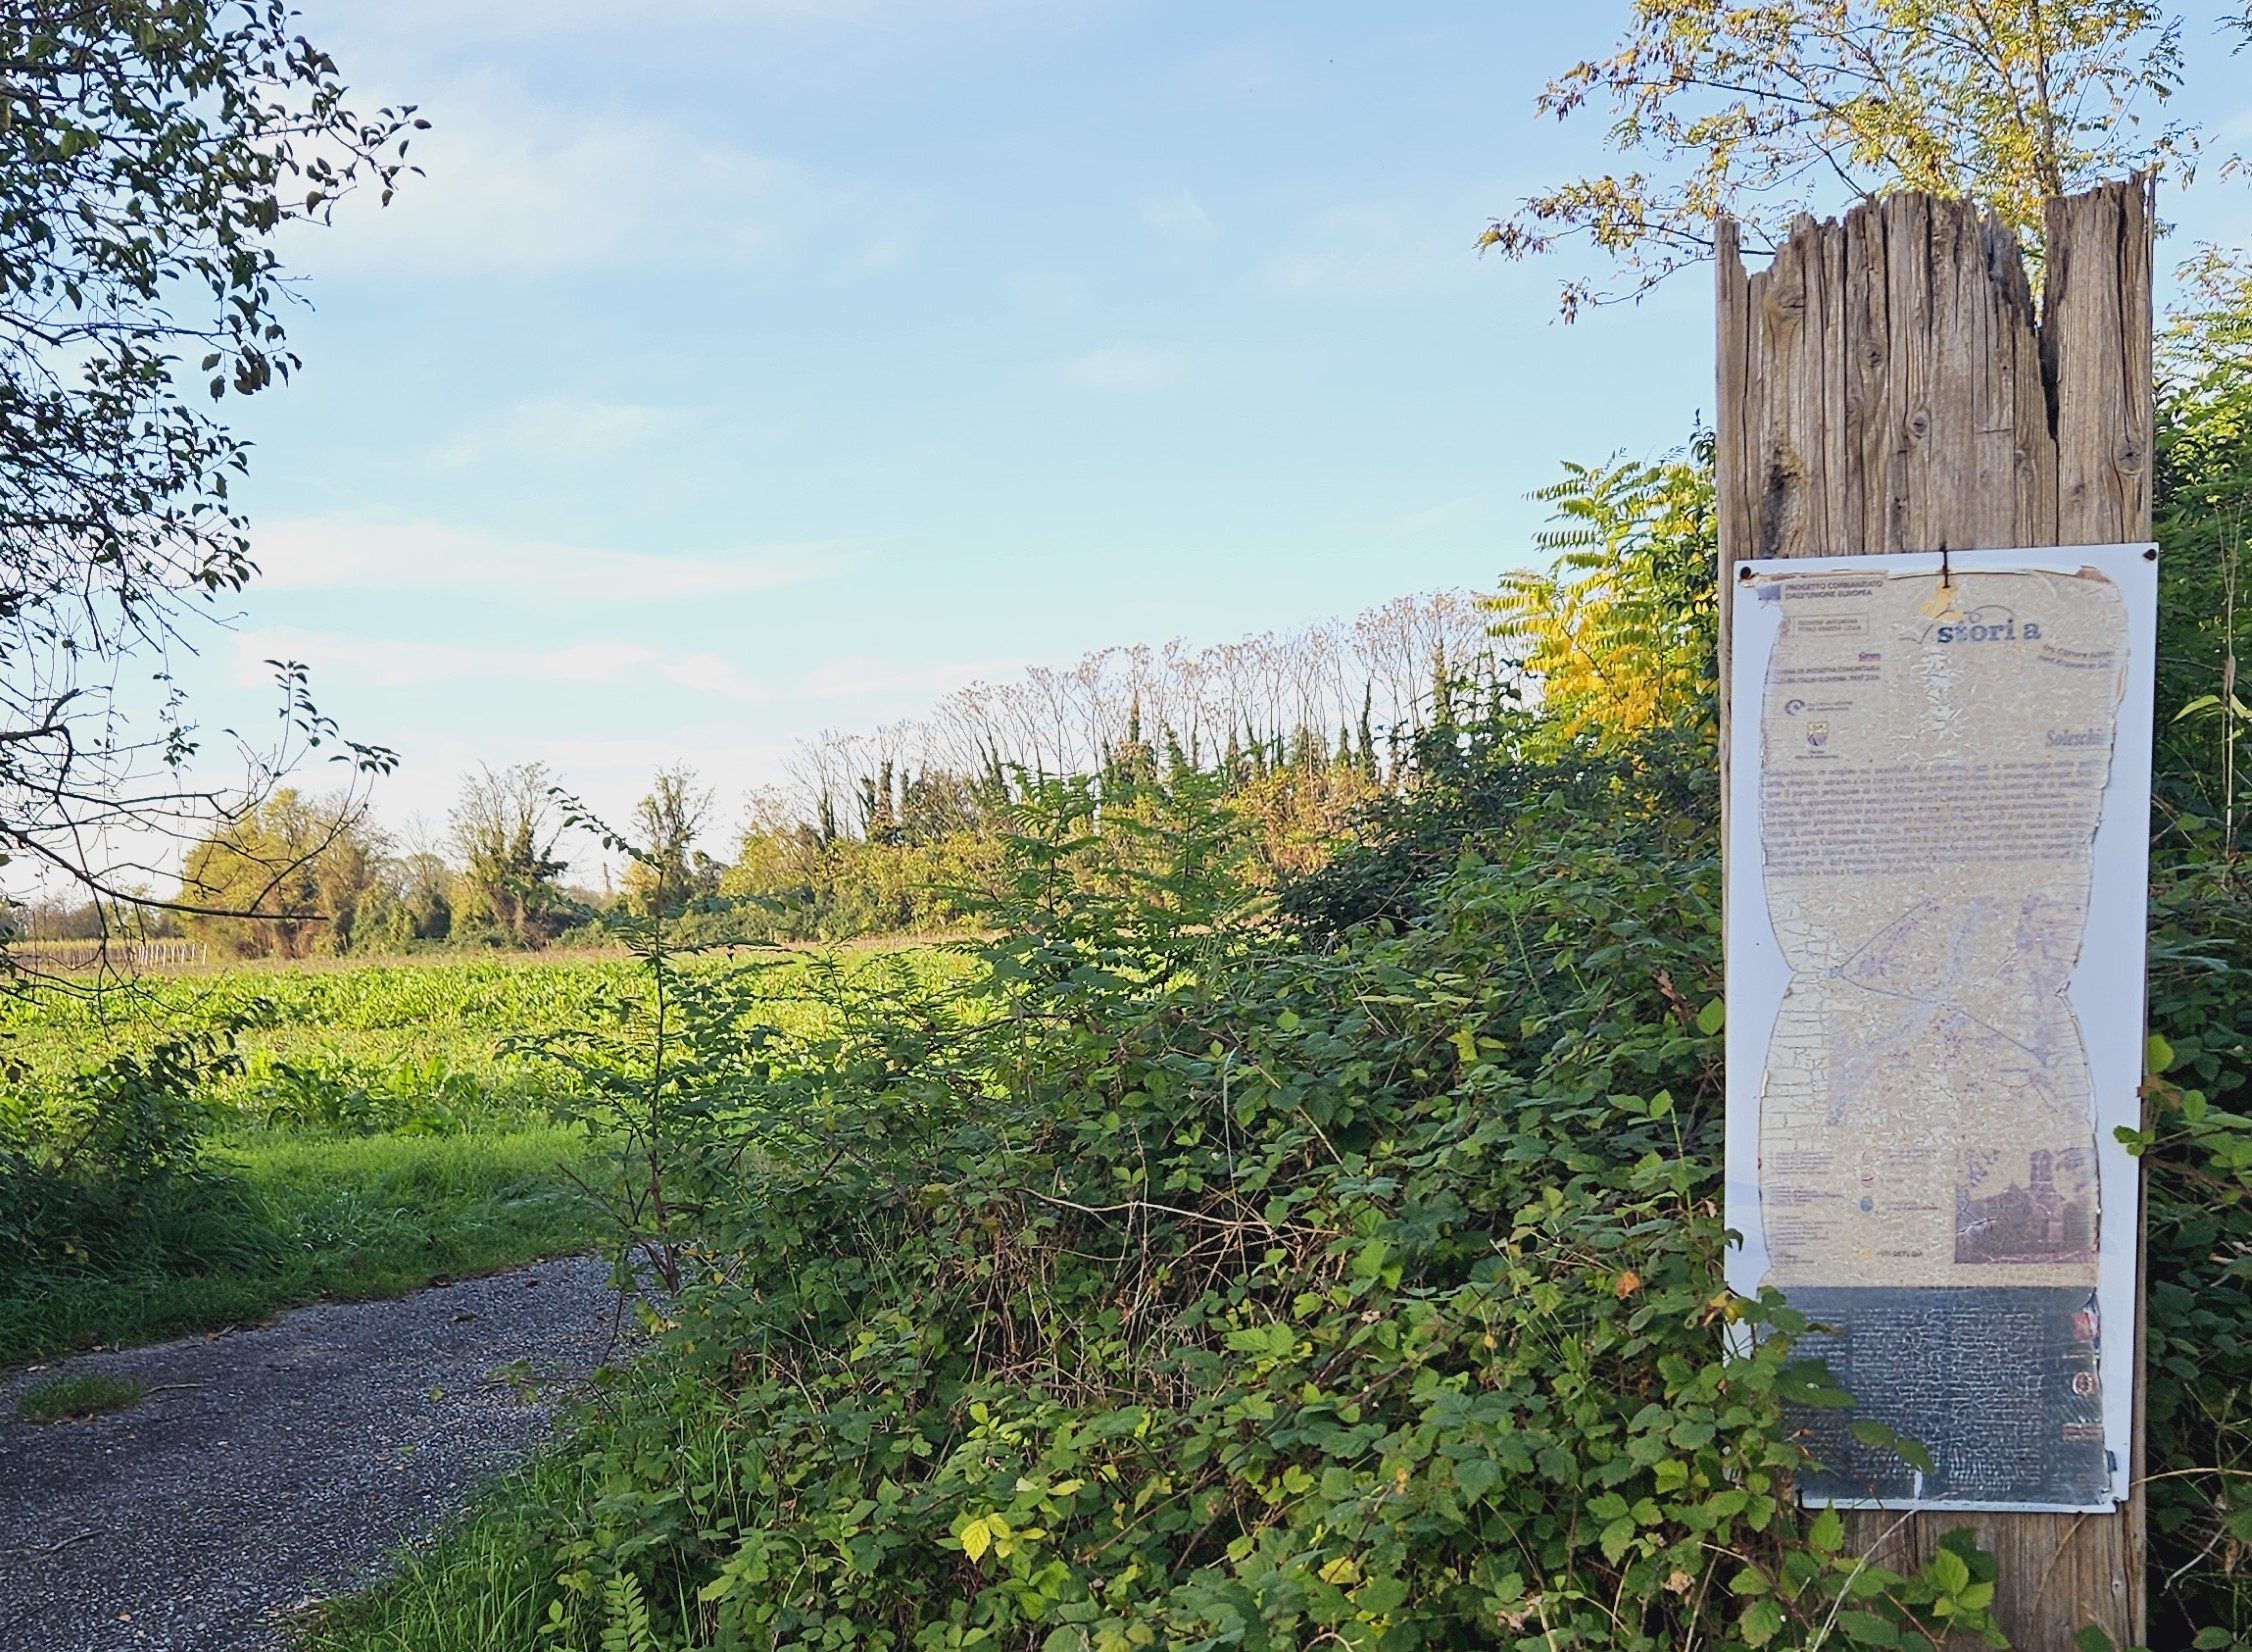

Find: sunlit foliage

[1484,444,1718,748]
[1483,0,2193,312]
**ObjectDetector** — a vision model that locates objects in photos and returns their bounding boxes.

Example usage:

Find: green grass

[0,946,957,1369]
[301,1446,599,1651]
[0,947,964,1127]
[303,1404,713,1652]
[15,1370,145,1421]
[0,1124,605,1366]
[0,954,652,1119]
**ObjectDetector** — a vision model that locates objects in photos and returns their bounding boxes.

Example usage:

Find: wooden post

[1714,178,2154,1650]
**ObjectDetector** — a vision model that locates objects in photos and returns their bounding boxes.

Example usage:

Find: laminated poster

[1723,545,2156,1511]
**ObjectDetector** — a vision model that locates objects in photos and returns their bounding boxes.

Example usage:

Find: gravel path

[0,1257,624,1652]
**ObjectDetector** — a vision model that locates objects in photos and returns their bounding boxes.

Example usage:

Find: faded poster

[1727,553,2149,1509]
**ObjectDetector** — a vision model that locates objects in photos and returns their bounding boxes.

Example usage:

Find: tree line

[150,590,1504,959]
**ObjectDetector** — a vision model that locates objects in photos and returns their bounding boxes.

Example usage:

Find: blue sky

[167,0,2252,866]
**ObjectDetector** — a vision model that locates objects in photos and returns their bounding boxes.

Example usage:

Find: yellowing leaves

[1484,454,1715,753]
[957,1514,995,1563]
[953,1511,1044,1566]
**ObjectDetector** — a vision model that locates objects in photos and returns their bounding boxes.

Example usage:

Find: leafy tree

[1483,0,2195,313]
[2155,245,2252,848]
[449,763,571,946]
[621,765,718,918]
[1485,442,1718,748]
[345,845,453,953]
[0,2,415,912]
[178,789,378,958]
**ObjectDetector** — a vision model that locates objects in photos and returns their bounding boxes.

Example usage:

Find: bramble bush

[0,1031,277,1286]
[343,691,2252,1652]
[449,756,2050,1652]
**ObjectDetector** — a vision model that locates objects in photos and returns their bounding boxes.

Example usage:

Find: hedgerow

[431,757,2064,1652]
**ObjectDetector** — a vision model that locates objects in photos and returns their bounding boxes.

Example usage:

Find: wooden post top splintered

[1714,175,2153,571]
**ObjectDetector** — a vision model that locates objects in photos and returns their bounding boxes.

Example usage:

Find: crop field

[0,944,961,1366]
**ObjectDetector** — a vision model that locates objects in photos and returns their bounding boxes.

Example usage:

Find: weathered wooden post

[1715,178,2154,1649]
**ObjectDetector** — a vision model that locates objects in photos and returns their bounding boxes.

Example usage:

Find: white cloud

[348,0,1104,46]
[1178,40,1285,97]
[232,628,768,702]
[1060,344,1188,392]
[249,518,846,605]
[1008,272,1081,313]
[292,73,926,279]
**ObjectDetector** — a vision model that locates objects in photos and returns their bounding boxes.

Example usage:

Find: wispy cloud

[353,0,1107,46]
[798,653,1027,702]
[1060,344,1188,392]
[298,80,780,276]
[433,396,689,469]
[1265,202,1473,297]
[1177,39,1287,97]
[1140,190,1215,238]
[233,628,768,702]
[249,518,847,605]
[1008,272,1081,313]
[1397,496,1488,533]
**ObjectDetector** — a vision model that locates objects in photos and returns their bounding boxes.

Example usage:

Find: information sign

[1724,544,2157,1511]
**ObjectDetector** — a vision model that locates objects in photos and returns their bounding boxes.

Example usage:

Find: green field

[0,953,651,1126]
[0,946,956,1367]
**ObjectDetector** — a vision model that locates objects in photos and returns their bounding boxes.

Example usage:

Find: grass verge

[15,1370,145,1421]
[0,1125,604,1367]
[302,1432,598,1652]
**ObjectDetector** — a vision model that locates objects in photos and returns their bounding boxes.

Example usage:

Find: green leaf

[1599,1514,1636,1563]
[1848,1419,1936,1475]
[1808,1506,1844,1554]
[2147,1032,2175,1075]
[1740,1596,1786,1647]
[1697,997,1725,1035]
[1838,1611,1901,1646]
[2072,1628,2117,1652]
[1778,1360,1855,1410]
[1453,1455,1499,1503]
[1925,1546,1971,1596]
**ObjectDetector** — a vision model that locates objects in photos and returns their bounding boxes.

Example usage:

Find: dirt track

[0,1257,621,1652]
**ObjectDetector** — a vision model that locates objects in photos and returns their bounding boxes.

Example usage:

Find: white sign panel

[1724,544,2156,1511]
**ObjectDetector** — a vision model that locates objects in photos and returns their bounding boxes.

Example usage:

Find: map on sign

[1724,545,2155,1512]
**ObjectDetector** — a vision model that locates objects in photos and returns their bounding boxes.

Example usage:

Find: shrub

[473,771,2026,1651]
[0,1034,281,1285]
